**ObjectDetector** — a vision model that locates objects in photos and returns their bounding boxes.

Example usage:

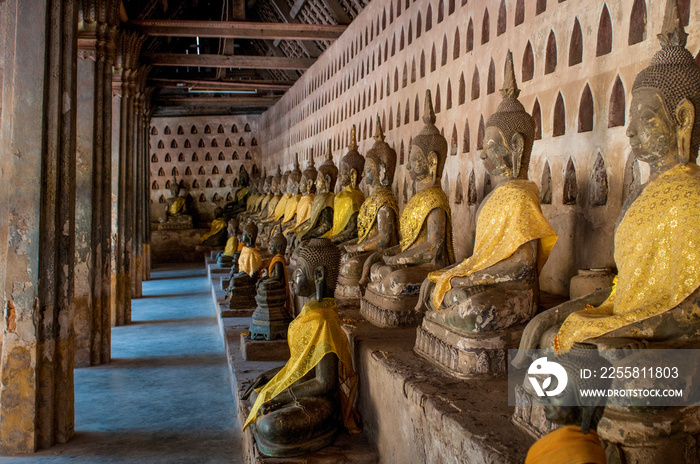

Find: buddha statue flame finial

[349,125,358,151]
[326,139,333,161]
[659,0,688,48]
[423,89,436,125]
[374,115,385,142]
[293,152,300,171]
[500,50,521,100]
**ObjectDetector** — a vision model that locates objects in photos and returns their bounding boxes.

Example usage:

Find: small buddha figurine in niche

[241,238,359,457]
[160,182,193,227]
[260,168,291,248]
[360,90,455,327]
[293,146,338,242]
[414,51,557,377]
[216,218,240,267]
[200,207,228,247]
[223,165,251,220]
[285,156,317,254]
[328,128,366,244]
[226,221,263,310]
[336,117,399,299]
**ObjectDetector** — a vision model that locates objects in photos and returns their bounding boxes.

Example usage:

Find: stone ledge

[240,333,290,361]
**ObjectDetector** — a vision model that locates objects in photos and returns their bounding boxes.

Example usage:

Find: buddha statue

[336,117,399,299]
[285,156,317,254]
[413,51,558,377]
[275,155,303,247]
[256,167,284,239]
[293,146,338,242]
[200,206,228,247]
[360,90,455,327]
[512,2,700,458]
[328,128,366,245]
[260,168,291,249]
[244,172,262,217]
[251,172,273,222]
[223,165,251,221]
[160,182,193,227]
[226,220,263,311]
[216,218,240,267]
[241,238,359,457]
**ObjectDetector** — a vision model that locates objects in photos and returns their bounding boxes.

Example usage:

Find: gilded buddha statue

[285,156,317,254]
[414,52,557,377]
[336,118,399,299]
[260,168,292,248]
[275,154,303,241]
[360,90,455,327]
[160,182,193,228]
[223,165,251,221]
[293,145,338,242]
[216,218,240,267]
[225,220,263,311]
[257,166,284,235]
[512,2,700,459]
[251,171,273,222]
[241,238,359,457]
[328,128,366,245]
[200,206,228,247]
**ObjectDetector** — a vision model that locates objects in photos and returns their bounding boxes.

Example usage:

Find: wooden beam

[267,0,323,58]
[155,96,279,106]
[319,0,352,25]
[149,78,293,91]
[143,53,316,70]
[129,20,345,41]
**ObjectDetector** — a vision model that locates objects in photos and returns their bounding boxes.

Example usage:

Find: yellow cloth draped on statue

[243,298,360,433]
[223,236,238,257]
[236,187,250,202]
[257,194,272,216]
[169,197,185,215]
[271,193,292,222]
[555,164,700,350]
[200,218,227,243]
[356,187,399,244]
[525,425,606,464]
[281,194,301,224]
[268,254,292,317]
[246,194,258,212]
[263,195,281,221]
[429,180,557,309]
[238,246,263,277]
[399,186,455,260]
[284,194,314,235]
[329,186,365,237]
[294,192,335,239]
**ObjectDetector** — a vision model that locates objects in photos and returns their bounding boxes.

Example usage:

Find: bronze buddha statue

[360,90,455,327]
[200,206,228,247]
[285,156,317,254]
[260,168,292,249]
[160,182,193,228]
[336,117,399,299]
[257,166,284,239]
[225,221,262,311]
[216,218,240,267]
[414,51,557,377]
[241,238,359,457]
[328,128,366,245]
[293,145,338,242]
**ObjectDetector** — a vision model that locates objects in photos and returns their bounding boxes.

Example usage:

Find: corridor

[0,265,243,463]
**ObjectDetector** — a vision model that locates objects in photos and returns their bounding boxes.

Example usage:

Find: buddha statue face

[241,222,258,246]
[364,158,379,188]
[227,218,239,236]
[170,184,181,197]
[406,144,437,184]
[292,238,341,300]
[269,233,288,255]
[481,126,525,180]
[315,172,331,194]
[271,179,280,195]
[299,174,310,195]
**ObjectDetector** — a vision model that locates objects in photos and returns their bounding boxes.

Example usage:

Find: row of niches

[151,178,243,191]
[150,123,252,135]
[154,137,258,149]
[153,165,241,177]
[283,0,692,121]
[151,152,253,162]
[153,191,235,204]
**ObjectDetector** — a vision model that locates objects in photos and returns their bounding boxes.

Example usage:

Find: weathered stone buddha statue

[200,206,228,247]
[285,156,317,254]
[336,118,399,299]
[260,168,291,248]
[275,155,303,244]
[251,172,273,222]
[413,51,558,377]
[241,238,359,457]
[513,2,700,460]
[293,147,338,242]
[160,182,193,227]
[328,129,366,245]
[216,218,240,267]
[226,221,263,311]
[257,167,284,238]
[223,165,251,220]
[360,90,455,327]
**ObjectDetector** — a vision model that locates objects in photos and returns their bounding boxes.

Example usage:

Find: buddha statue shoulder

[413,51,558,377]
[224,165,251,220]
[360,90,455,327]
[285,157,317,254]
[336,117,399,299]
[328,128,366,245]
[513,0,700,362]
[241,238,359,457]
[294,146,338,242]
[200,206,228,247]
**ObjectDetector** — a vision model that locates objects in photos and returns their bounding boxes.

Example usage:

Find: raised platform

[239,333,290,362]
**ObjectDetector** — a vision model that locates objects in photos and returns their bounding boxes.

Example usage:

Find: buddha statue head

[629,0,700,171]
[269,231,288,256]
[262,173,271,195]
[339,126,365,189]
[228,217,239,236]
[169,180,182,197]
[250,169,261,194]
[239,165,250,188]
[241,220,259,247]
[408,90,448,187]
[317,143,338,194]
[365,116,397,189]
[287,153,303,195]
[213,206,224,219]
[483,51,536,181]
[301,155,318,195]
[272,166,283,195]
[292,238,342,301]
[281,170,291,194]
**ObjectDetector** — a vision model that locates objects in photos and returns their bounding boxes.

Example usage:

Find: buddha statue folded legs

[360,90,455,327]
[414,52,557,377]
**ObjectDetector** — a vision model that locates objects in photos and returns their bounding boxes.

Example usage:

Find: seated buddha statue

[269,156,302,247]
[226,221,263,311]
[413,51,558,377]
[328,129,366,245]
[336,118,399,299]
[285,156,317,255]
[250,172,273,222]
[223,165,251,221]
[216,218,240,267]
[241,238,359,457]
[360,90,455,327]
[200,207,228,247]
[293,147,338,242]
[260,168,291,249]
[160,182,193,227]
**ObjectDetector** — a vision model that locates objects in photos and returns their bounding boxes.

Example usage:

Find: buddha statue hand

[260,399,285,415]
[241,366,283,400]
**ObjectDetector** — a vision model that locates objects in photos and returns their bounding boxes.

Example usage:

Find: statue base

[253,424,340,458]
[155,217,193,230]
[227,281,258,311]
[511,384,557,439]
[360,287,420,327]
[414,318,525,377]
[239,333,290,362]
[249,281,291,341]
[335,275,362,300]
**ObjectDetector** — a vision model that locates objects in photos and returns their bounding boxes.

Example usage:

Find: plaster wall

[258,0,700,295]
[148,115,261,224]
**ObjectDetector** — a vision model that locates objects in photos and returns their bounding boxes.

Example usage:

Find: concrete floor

[0,264,243,464]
